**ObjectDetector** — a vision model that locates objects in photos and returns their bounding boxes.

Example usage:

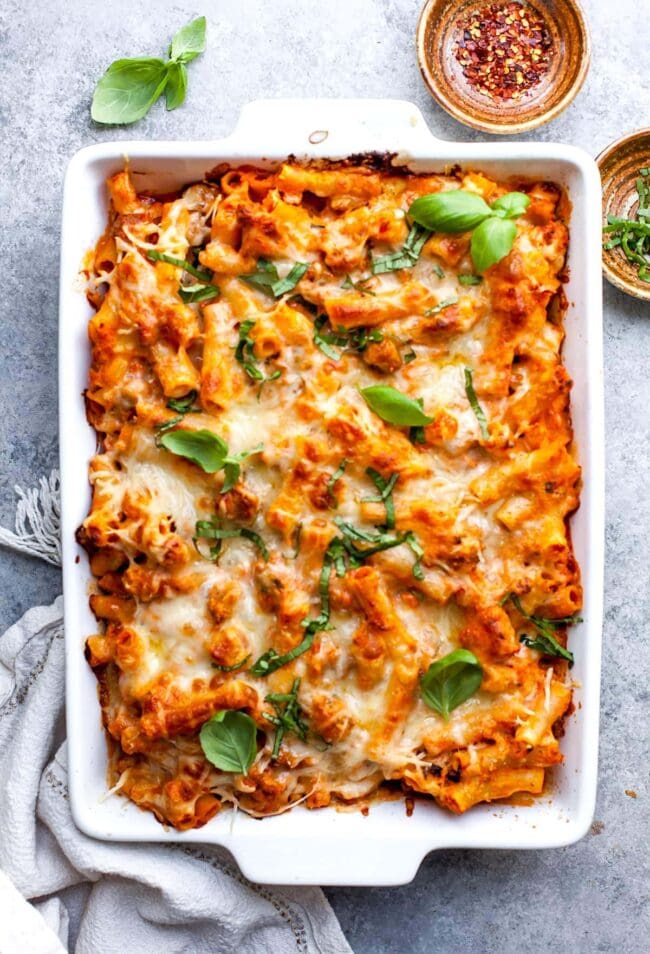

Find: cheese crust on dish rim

[78,157,582,830]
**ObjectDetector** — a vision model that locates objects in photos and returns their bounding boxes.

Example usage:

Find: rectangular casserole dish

[59,99,604,886]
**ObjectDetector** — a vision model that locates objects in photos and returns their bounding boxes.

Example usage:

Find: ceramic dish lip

[59,99,604,886]
[415,0,592,135]
[596,127,650,301]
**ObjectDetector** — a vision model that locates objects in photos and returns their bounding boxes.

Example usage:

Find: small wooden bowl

[416,0,591,135]
[597,129,650,301]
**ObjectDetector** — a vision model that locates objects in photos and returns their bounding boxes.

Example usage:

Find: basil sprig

[313,316,383,361]
[92,17,206,125]
[420,649,483,720]
[240,258,308,298]
[262,678,309,760]
[409,189,530,273]
[159,428,262,489]
[360,385,433,427]
[194,519,269,562]
[507,594,581,666]
[199,709,257,774]
[372,223,431,274]
[362,468,399,529]
[464,367,489,440]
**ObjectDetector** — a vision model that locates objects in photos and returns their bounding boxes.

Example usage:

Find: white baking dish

[59,99,604,886]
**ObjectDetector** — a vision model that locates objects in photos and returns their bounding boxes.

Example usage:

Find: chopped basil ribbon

[409,189,530,273]
[240,258,308,298]
[372,223,432,274]
[146,249,214,283]
[159,428,262,489]
[250,520,425,676]
[342,274,376,295]
[363,468,399,529]
[360,385,433,427]
[263,678,309,759]
[178,283,220,303]
[212,654,251,672]
[507,594,581,666]
[193,519,269,561]
[463,368,489,440]
[420,649,483,719]
[167,390,198,413]
[425,295,458,315]
[603,168,650,283]
[433,263,445,279]
[458,274,482,286]
[326,459,348,508]
[234,319,282,388]
[199,709,257,774]
[313,315,383,361]
[404,531,425,580]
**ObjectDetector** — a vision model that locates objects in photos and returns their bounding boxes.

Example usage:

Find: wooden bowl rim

[415,0,592,135]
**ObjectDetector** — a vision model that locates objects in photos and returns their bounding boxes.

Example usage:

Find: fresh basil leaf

[178,281,219,303]
[360,385,433,427]
[169,15,207,63]
[464,368,490,440]
[433,263,445,279]
[220,444,264,494]
[326,459,348,508]
[372,224,431,274]
[212,654,251,672]
[146,249,213,283]
[167,390,198,413]
[491,191,531,219]
[420,649,483,719]
[409,190,491,233]
[471,216,517,273]
[425,295,458,315]
[263,678,309,759]
[199,710,257,773]
[165,60,188,110]
[160,428,228,472]
[91,57,169,125]
[458,274,482,286]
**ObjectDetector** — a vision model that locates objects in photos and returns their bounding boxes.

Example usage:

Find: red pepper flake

[454,1,553,101]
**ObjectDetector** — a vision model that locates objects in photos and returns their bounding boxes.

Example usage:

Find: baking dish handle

[224,98,444,157]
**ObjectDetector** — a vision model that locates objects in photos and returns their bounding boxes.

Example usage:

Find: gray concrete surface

[0,0,648,950]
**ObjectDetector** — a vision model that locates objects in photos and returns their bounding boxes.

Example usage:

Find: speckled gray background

[0,0,648,950]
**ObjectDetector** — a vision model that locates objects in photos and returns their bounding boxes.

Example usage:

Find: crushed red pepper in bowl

[416,0,591,134]
[454,1,553,101]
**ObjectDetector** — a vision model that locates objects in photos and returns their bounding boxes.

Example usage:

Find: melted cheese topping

[81,162,581,830]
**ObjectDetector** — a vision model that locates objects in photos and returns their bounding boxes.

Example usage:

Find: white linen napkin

[0,473,352,954]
